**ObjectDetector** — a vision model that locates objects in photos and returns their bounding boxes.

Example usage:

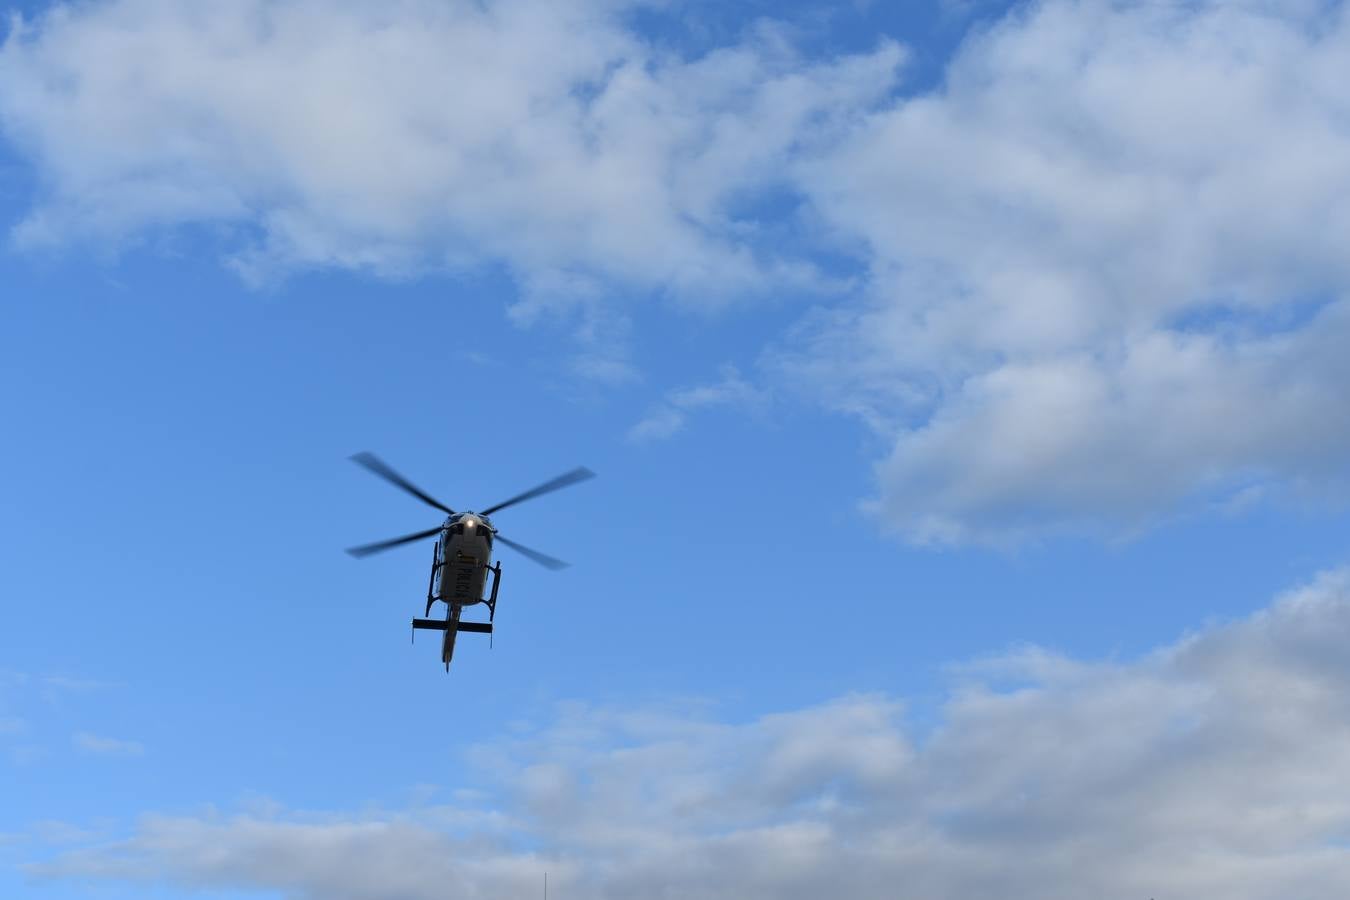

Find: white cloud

[860,311,1350,543]
[0,0,899,305]
[32,570,1350,899]
[776,0,1350,542]
[73,732,144,757]
[628,364,767,441]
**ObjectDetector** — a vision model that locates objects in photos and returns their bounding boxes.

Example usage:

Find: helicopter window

[448,523,465,536]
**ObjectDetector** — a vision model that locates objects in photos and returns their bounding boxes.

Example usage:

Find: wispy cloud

[30,821,101,846]
[2,672,115,760]
[628,365,768,442]
[38,675,113,693]
[32,569,1350,898]
[2,671,116,694]
[73,733,144,757]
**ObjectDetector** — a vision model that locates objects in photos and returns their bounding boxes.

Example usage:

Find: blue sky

[4,1,1350,897]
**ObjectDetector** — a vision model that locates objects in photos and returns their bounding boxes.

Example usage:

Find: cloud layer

[4,0,1350,541]
[34,570,1350,898]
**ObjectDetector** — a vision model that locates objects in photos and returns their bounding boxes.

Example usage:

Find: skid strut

[424,540,442,617]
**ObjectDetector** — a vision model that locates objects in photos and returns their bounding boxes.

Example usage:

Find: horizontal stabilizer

[411,618,492,634]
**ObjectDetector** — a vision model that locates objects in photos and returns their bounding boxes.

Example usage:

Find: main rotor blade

[494,533,569,570]
[346,526,442,558]
[480,467,595,516]
[351,452,455,515]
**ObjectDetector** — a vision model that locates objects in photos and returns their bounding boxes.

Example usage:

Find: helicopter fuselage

[433,513,495,608]
[426,512,500,668]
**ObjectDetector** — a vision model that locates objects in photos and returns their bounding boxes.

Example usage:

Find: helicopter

[346,452,594,671]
